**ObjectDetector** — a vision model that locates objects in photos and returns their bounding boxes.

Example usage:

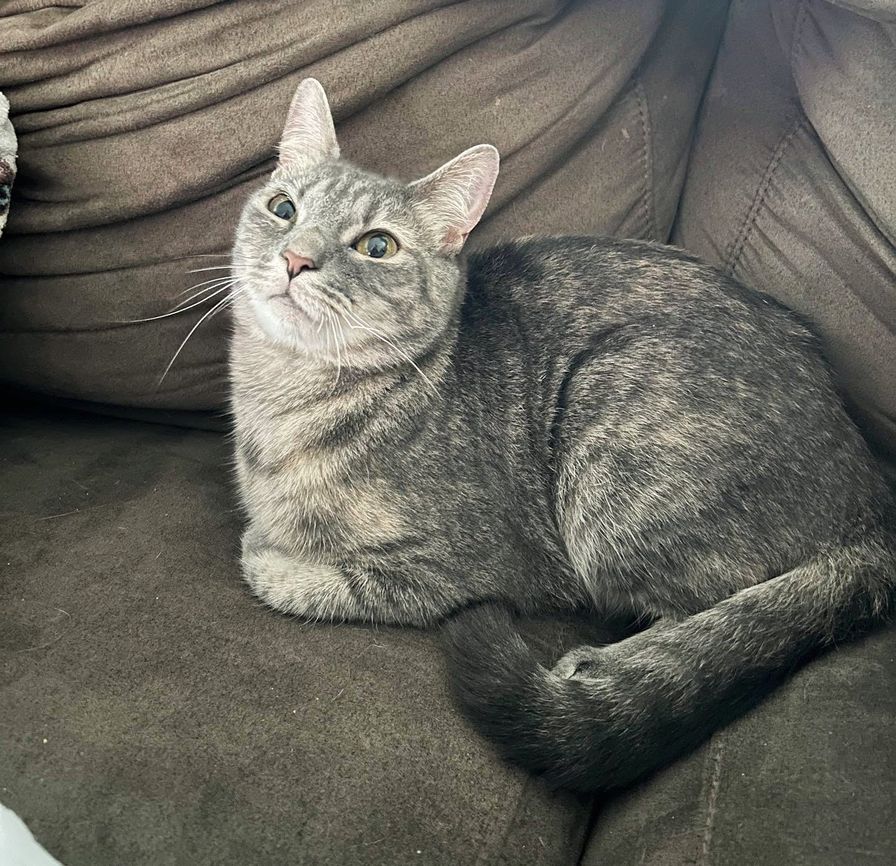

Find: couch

[1,2,894,864]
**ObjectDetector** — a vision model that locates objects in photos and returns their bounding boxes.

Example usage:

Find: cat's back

[465,235,805,341]
[461,235,853,464]
[462,236,885,546]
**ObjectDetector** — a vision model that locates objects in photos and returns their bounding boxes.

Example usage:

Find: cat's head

[232,78,499,367]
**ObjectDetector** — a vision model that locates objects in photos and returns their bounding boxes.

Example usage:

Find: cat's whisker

[326,315,337,389]
[159,290,241,385]
[135,253,233,268]
[330,311,343,389]
[122,285,235,324]
[186,265,253,275]
[175,273,243,298]
[165,285,235,317]
[169,276,239,309]
[333,311,349,373]
[333,312,348,382]
[170,252,232,259]
[114,279,237,324]
[172,278,240,311]
[322,310,334,384]
[167,279,240,313]
[342,310,436,393]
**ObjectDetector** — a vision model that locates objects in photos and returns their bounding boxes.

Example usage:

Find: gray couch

[1,1,894,864]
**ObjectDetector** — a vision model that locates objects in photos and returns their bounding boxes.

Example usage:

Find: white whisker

[169,275,239,308]
[326,311,334,371]
[173,277,240,309]
[159,290,242,385]
[115,277,237,324]
[123,285,235,324]
[330,311,342,389]
[176,273,242,298]
[186,265,252,274]
[342,310,436,393]
[333,311,349,368]
[322,310,334,387]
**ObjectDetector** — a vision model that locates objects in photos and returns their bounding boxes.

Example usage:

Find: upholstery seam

[788,0,896,250]
[635,78,657,241]
[698,735,726,866]
[668,0,736,240]
[788,0,811,74]
[723,116,805,278]
[724,0,811,277]
[475,774,532,866]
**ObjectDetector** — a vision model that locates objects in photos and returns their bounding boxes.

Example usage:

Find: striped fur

[229,80,896,791]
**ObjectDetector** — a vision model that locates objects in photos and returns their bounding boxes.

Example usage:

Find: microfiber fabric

[674,0,896,467]
[0,404,611,866]
[0,0,727,412]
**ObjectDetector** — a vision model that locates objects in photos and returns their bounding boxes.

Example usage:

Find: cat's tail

[442,525,896,793]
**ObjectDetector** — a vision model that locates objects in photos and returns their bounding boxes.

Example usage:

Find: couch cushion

[0,0,728,413]
[674,0,896,467]
[0,405,601,866]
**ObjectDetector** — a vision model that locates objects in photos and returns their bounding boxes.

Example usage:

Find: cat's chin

[247,292,330,353]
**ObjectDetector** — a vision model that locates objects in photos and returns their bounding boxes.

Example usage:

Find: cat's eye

[353,231,399,259]
[267,194,296,221]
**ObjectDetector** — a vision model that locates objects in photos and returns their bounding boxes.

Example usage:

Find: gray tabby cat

[230,79,896,792]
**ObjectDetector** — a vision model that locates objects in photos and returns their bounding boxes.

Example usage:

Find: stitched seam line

[699,736,726,866]
[635,78,656,241]
[789,0,810,72]
[475,775,532,866]
[724,116,805,277]
[725,0,811,276]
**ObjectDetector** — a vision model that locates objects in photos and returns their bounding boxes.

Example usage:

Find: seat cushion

[581,624,896,865]
[3,412,894,866]
[0,405,602,866]
[0,0,728,412]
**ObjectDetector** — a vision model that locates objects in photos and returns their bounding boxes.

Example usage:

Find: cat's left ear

[409,144,500,255]
[277,78,340,170]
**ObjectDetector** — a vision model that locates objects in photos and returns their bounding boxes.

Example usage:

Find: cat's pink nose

[282,250,316,280]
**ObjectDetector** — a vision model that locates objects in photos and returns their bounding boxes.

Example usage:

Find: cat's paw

[241,534,353,620]
[553,645,604,680]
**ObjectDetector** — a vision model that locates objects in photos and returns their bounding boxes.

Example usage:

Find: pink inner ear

[440,229,466,255]
[417,144,500,254]
[461,162,499,234]
[278,78,339,168]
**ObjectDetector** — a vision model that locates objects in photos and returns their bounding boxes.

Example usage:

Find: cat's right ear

[276,78,340,170]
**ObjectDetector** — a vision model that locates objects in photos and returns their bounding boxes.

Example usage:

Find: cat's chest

[236,425,407,558]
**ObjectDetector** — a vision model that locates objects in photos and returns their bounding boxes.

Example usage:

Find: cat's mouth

[268,284,334,323]
[244,266,351,352]
[254,283,347,350]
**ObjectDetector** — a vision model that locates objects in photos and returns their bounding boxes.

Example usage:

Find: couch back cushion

[0,0,726,412]
[675,0,896,467]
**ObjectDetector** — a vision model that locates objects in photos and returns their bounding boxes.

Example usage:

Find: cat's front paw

[241,534,355,620]
[553,645,604,680]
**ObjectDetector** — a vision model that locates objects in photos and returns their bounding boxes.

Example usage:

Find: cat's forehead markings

[353,192,376,225]
[293,170,405,232]
[303,175,338,198]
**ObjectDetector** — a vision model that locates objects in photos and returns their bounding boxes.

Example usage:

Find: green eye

[267,194,296,220]
[353,231,399,259]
